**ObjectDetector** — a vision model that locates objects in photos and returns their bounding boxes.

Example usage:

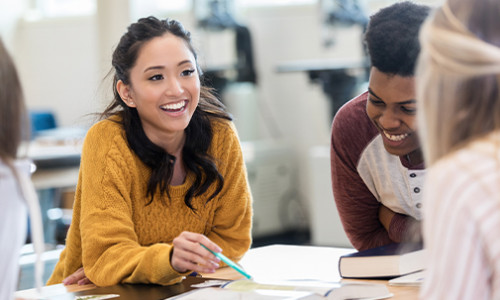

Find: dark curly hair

[364,1,431,76]
[101,17,232,210]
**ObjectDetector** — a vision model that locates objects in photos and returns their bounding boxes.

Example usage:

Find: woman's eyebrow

[144,65,164,73]
[143,60,194,73]
[177,59,193,67]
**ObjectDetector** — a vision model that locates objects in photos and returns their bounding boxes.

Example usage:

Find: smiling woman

[46,17,252,287]
[116,32,201,156]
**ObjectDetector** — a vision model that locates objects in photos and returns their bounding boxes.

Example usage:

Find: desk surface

[22,128,84,190]
[28,146,81,190]
[15,276,207,300]
[16,245,419,300]
[203,244,419,300]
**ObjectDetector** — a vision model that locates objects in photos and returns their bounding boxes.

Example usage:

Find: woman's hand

[62,267,93,285]
[171,231,221,274]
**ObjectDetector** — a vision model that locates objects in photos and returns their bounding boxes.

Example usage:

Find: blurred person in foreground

[417,0,500,298]
[0,38,44,299]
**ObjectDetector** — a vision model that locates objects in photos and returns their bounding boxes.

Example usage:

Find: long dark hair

[101,17,232,210]
[0,38,27,169]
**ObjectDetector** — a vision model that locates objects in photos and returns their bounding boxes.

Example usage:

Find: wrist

[379,205,395,231]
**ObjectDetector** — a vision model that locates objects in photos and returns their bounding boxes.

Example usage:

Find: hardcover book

[338,242,425,279]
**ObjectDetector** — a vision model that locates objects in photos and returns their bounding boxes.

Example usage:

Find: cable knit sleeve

[79,121,187,286]
[204,120,253,262]
[48,118,252,286]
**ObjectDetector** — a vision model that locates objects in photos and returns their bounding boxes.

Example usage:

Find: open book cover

[167,279,392,300]
[338,242,425,279]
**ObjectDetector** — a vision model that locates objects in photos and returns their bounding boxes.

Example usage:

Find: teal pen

[200,244,253,280]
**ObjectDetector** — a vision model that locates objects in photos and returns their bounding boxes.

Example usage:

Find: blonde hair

[417,0,500,165]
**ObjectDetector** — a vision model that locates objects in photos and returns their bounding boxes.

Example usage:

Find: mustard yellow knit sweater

[47,117,252,286]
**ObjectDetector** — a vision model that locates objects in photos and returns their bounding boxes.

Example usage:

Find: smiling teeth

[161,101,185,110]
[383,131,409,142]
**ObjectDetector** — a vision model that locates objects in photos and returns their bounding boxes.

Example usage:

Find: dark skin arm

[379,204,396,232]
[379,204,422,243]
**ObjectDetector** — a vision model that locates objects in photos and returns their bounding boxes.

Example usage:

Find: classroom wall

[236,4,364,235]
[14,15,100,128]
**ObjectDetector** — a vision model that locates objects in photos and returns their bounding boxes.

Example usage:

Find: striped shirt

[421,132,500,299]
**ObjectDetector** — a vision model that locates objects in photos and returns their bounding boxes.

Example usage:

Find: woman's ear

[116,80,136,108]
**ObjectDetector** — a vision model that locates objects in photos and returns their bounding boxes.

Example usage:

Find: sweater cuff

[160,246,192,283]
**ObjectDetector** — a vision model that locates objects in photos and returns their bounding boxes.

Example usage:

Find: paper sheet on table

[388,270,425,286]
[166,287,318,300]
[238,245,355,282]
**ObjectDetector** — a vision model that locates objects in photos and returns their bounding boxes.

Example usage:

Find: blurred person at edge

[0,38,44,299]
[417,0,500,298]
